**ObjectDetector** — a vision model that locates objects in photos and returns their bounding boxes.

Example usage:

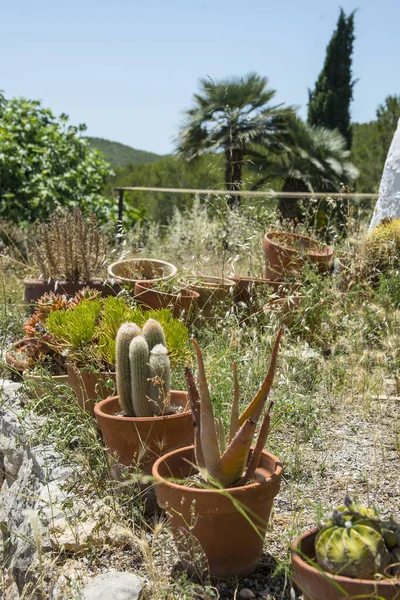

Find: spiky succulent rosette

[316,497,394,579]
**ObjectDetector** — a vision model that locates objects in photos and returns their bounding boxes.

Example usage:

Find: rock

[49,560,88,599]
[239,589,256,599]
[82,571,143,599]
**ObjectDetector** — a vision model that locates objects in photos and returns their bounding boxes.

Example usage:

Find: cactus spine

[116,322,141,416]
[115,319,171,417]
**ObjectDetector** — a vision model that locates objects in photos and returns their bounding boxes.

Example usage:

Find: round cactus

[116,322,141,416]
[316,503,391,579]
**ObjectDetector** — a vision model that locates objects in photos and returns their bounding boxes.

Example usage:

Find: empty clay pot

[134,280,199,317]
[153,445,282,579]
[263,231,333,281]
[188,276,236,318]
[94,392,193,476]
[291,528,400,600]
[107,258,178,286]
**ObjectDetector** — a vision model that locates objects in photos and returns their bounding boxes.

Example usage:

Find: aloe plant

[185,329,282,488]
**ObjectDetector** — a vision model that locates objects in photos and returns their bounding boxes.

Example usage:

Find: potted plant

[108,258,178,287]
[134,279,200,318]
[23,209,120,305]
[152,330,283,578]
[291,496,400,600]
[94,319,193,479]
[187,275,236,318]
[263,231,333,281]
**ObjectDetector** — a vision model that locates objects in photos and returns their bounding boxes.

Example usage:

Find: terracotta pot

[94,392,193,476]
[291,528,400,600]
[67,363,116,416]
[23,279,121,306]
[188,276,236,318]
[152,445,282,579]
[134,280,199,317]
[5,338,60,373]
[107,258,178,286]
[24,374,69,397]
[263,231,333,281]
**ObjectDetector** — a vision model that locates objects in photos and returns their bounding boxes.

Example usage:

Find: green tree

[0,96,113,223]
[308,9,356,148]
[352,95,400,192]
[178,73,294,205]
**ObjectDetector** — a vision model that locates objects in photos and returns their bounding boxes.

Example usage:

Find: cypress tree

[308,8,356,148]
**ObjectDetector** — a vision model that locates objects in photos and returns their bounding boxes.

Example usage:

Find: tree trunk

[278,177,308,226]
[225,148,243,208]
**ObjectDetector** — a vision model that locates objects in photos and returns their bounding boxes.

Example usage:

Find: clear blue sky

[1,0,399,155]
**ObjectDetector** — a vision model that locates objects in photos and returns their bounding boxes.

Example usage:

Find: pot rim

[94,393,189,423]
[152,444,282,496]
[107,258,178,283]
[134,280,200,299]
[291,528,400,588]
[189,275,236,288]
[23,278,111,286]
[66,362,115,376]
[264,231,333,258]
[25,373,68,381]
[232,276,286,285]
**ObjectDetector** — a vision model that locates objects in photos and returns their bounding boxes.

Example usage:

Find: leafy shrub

[0,95,113,223]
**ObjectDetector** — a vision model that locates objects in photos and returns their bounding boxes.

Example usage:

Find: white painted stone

[369,118,400,230]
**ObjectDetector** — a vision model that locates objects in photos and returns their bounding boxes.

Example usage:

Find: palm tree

[250,117,358,224]
[178,73,294,206]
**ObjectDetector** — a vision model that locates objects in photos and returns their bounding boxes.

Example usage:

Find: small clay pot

[189,276,236,318]
[263,231,333,281]
[94,392,193,476]
[107,258,178,286]
[24,373,68,397]
[291,528,400,600]
[23,279,121,306]
[67,363,116,417]
[134,280,199,317]
[153,445,282,579]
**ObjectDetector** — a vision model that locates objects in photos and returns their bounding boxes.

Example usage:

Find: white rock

[82,571,143,599]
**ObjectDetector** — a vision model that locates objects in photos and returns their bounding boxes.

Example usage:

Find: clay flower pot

[134,280,199,317]
[24,373,69,397]
[291,528,400,600]
[94,392,193,476]
[152,445,282,579]
[107,258,178,287]
[188,276,236,318]
[263,231,333,281]
[67,363,116,417]
[23,279,121,305]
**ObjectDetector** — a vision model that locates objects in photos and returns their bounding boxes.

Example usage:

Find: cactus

[315,496,400,579]
[365,217,400,273]
[115,319,171,418]
[116,322,141,415]
[184,329,282,488]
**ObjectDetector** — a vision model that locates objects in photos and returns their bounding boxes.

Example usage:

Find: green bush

[0,95,113,223]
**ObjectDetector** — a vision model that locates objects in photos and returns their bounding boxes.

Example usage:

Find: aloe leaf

[185,367,205,470]
[238,328,282,426]
[229,360,240,442]
[191,338,220,472]
[209,418,257,487]
[238,401,273,486]
[216,416,227,454]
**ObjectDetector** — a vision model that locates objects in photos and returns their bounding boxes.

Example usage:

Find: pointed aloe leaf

[209,418,257,487]
[216,417,227,454]
[238,401,273,486]
[185,367,205,470]
[238,328,282,427]
[191,338,220,472]
[229,360,240,442]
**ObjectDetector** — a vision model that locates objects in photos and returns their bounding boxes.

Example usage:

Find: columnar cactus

[116,320,171,417]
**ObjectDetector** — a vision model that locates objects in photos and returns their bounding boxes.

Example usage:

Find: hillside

[87,137,164,167]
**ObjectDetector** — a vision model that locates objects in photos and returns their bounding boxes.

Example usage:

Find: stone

[369,118,400,230]
[239,589,256,599]
[49,560,89,599]
[82,571,143,600]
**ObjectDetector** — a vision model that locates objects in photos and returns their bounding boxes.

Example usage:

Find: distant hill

[87,137,164,167]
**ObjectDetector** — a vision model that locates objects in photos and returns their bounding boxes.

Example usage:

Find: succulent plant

[316,495,400,579]
[365,217,400,273]
[115,319,171,418]
[185,329,282,488]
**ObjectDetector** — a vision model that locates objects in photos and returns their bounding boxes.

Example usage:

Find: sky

[1,0,399,155]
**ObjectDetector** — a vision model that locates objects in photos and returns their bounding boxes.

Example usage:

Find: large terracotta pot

[134,280,199,317]
[67,364,116,416]
[291,528,400,600]
[188,276,236,318]
[23,279,121,306]
[107,258,178,286]
[263,231,333,281]
[94,392,192,476]
[153,445,282,579]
